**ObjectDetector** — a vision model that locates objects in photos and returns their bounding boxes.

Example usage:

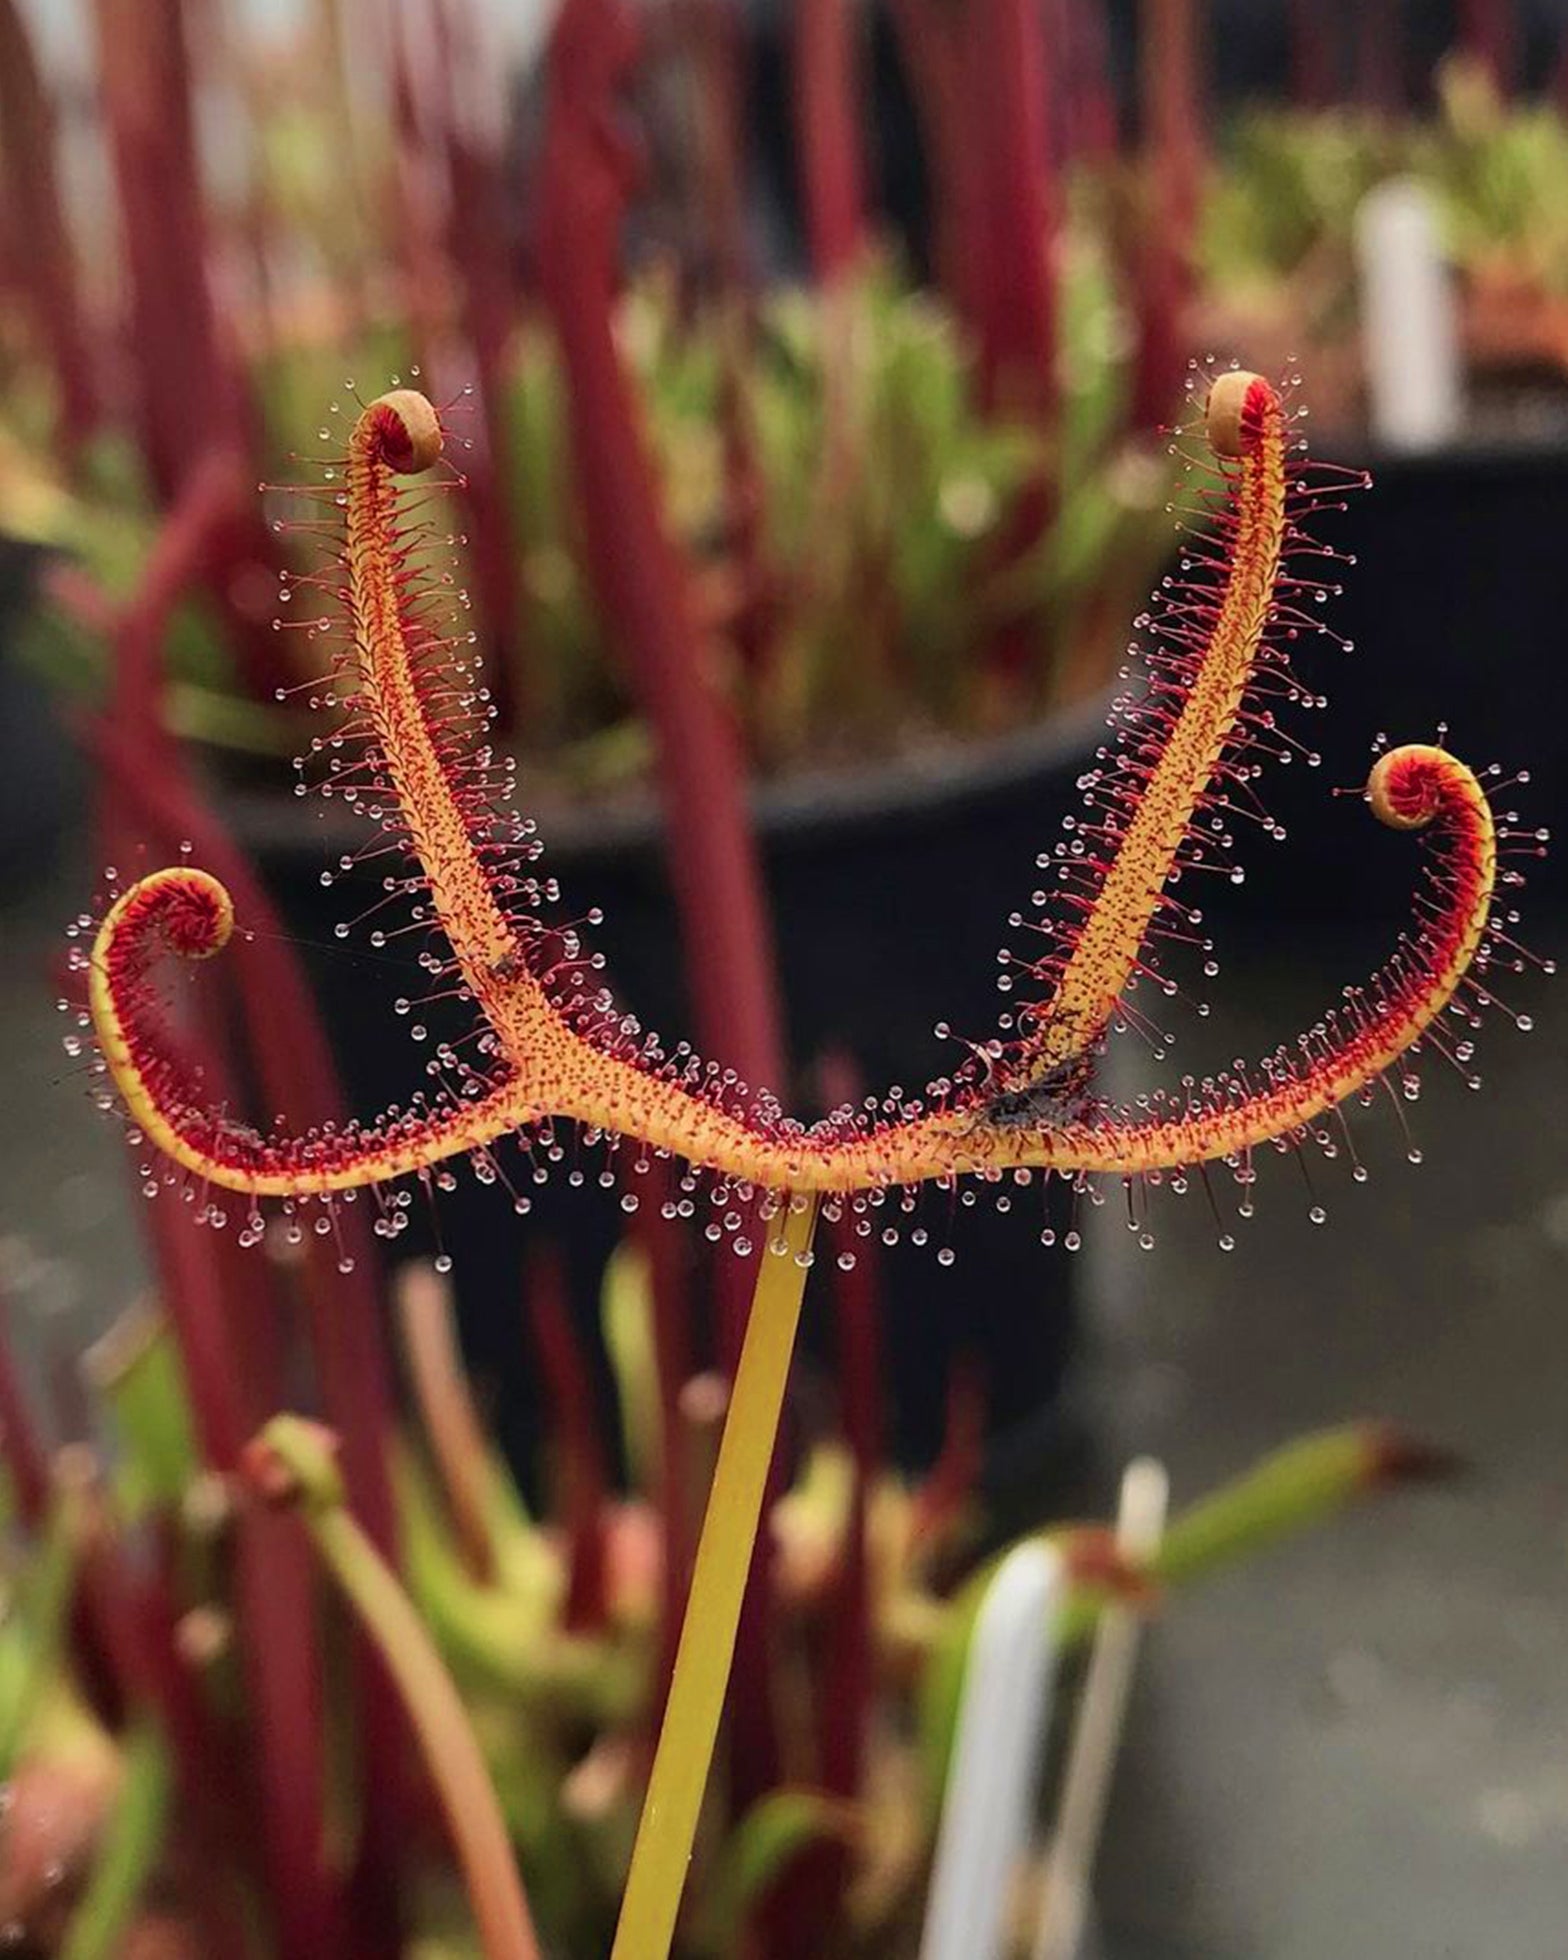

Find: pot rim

[217,694,1111,865]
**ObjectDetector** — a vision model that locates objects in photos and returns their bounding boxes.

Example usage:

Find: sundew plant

[74,366,1541,1957]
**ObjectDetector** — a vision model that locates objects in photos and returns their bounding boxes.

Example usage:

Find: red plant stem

[897,0,1060,687]
[141,1186,273,1466]
[1132,0,1203,430]
[132,1162,370,1959]
[0,0,99,453]
[92,0,231,498]
[88,838,356,1954]
[447,150,526,736]
[93,472,403,1583]
[661,5,773,676]
[196,9,272,360]
[390,0,458,378]
[90,1544,262,1958]
[681,0,752,292]
[1064,0,1118,167]
[1462,0,1514,94]
[536,0,789,1284]
[0,1293,50,1527]
[1355,0,1405,119]
[816,1057,882,1478]
[237,1510,367,1953]
[524,1244,610,1631]
[99,741,402,1542]
[793,0,867,283]
[1289,0,1337,109]
[964,0,1057,417]
[1140,0,1203,232]
[910,1357,985,1552]
[89,456,408,1933]
[828,1245,880,1492]
[95,730,412,1943]
[537,0,790,1808]
[112,1058,353,1951]
[819,1386,871,1795]
[887,0,984,327]
[92,456,401,1569]
[1129,233,1188,435]
[91,0,293,703]
[314,0,381,333]
[779,1073,882,1944]
[432,0,526,735]
[727,1520,783,1815]
[648,0,748,290]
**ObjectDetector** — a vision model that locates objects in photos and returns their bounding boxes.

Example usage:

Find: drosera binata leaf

[83,371,1534,1249]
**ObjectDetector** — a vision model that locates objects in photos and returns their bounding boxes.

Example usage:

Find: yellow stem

[253,1417,540,1960]
[395,1260,501,1583]
[611,1194,820,1960]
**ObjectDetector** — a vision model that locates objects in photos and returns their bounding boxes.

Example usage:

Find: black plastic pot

[0,540,71,899]
[224,699,1109,1503]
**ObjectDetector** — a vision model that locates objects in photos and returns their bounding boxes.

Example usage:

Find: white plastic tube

[920,1540,1067,1960]
[1032,1458,1170,1960]
[1356,175,1463,452]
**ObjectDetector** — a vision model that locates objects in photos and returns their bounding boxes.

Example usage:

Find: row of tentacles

[87,371,1506,1214]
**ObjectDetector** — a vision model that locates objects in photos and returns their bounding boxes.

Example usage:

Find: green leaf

[58,1724,173,1960]
[1056,1424,1395,1646]
[392,1443,644,1724]
[917,1424,1432,1815]
[0,1485,85,1779]
[693,1789,858,1953]
[83,1308,197,1516]
[600,1242,660,1495]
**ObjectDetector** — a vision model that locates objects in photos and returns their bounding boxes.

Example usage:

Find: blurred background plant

[1,1,1561,1956]
[0,1253,1456,1956]
[0,0,1180,788]
[1196,48,1568,419]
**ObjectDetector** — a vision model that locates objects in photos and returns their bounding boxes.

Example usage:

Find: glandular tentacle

[85,383,1519,1226]
[998,371,1292,1089]
[89,866,536,1196]
[90,745,1496,1198]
